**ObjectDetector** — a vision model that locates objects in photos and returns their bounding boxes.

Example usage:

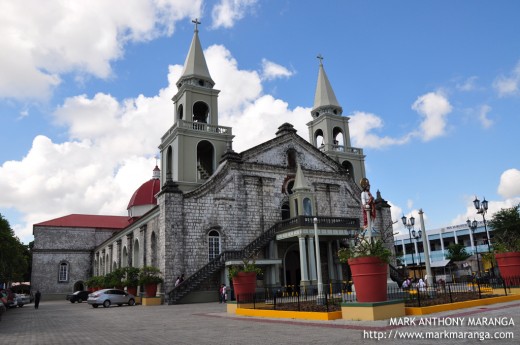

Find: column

[101,249,106,275]
[327,241,335,281]
[108,244,113,273]
[298,236,309,284]
[307,236,317,282]
[140,225,148,267]
[95,252,100,276]
[402,241,407,266]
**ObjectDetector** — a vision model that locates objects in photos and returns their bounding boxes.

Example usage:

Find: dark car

[66,290,90,303]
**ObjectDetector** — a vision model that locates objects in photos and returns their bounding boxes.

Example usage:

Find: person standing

[34,290,41,309]
[221,284,227,303]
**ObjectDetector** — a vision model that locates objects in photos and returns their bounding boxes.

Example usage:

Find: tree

[445,243,471,262]
[0,213,29,286]
[488,204,520,253]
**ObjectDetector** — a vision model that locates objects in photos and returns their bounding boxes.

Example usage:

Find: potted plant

[104,268,125,289]
[228,256,262,301]
[138,266,164,297]
[488,204,520,283]
[338,231,392,302]
[123,267,140,296]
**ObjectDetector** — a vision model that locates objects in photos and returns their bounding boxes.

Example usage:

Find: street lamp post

[467,219,482,278]
[401,215,418,281]
[473,196,494,276]
[313,217,324,304]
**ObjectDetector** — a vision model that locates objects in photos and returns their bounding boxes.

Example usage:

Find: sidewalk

[0,299,518,344]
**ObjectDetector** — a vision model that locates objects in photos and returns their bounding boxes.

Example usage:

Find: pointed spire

[312,55,342,118]
[293,163,311,192]
[177,19,214,88]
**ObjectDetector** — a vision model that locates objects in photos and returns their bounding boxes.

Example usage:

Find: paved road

[0,299,519,344]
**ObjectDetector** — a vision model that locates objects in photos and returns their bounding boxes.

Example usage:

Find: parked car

[66,291,90,303]
[14,293,31,307]
[87,289,136,308]
[0,289,16,308]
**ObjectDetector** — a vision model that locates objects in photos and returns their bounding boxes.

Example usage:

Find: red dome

[127,177,161,210]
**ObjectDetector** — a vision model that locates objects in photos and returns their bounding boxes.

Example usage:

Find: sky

[1,0,520,244]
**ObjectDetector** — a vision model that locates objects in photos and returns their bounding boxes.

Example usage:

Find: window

[208,230,220,260]
[303,198,313,216]
[59,262,69,282]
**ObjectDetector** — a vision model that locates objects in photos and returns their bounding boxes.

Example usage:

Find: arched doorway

[284,245,301,287]
[73,281,84,292]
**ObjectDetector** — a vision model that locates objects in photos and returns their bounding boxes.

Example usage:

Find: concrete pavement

[0,299,518,344]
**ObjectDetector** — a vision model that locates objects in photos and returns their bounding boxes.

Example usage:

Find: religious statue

[360,178,376,228]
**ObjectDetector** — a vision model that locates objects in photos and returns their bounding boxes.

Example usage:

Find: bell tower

[159,19,234,192]
[306,55,366,184]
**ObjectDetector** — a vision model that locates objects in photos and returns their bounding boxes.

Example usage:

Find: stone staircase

[389,263,405,287]
[168,222,282,304]
[197,163,210,180]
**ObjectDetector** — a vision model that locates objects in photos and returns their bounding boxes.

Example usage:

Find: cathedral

[31,22,393,303]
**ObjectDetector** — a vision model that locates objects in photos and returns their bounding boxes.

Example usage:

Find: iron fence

[233,275,520,310]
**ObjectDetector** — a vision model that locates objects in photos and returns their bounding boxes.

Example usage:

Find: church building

[31,21,394,303]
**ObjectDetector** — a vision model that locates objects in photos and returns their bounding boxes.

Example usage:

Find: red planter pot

[232,272,257,300]
[144,283,158,298]
[348,256,388,302]
[496,252,520,285]
[127,286,138,296]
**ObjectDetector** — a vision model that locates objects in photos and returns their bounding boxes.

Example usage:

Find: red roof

[127,178,161,210]
[35,214,131,229]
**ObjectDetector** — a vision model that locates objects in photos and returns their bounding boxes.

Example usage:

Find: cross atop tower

[192,18,201,32]
[317,54,324,66]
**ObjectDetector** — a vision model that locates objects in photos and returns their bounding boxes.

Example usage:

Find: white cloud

[493,60,520,97]
[478,104,494,129]
[498,169,520,198]
[349,112,412,149]
[0,38,308,243]
[456,76,478,92]
[0,0,201,101]
[411,91,452,141]
[211,0,258,29]
[261,59,294,81]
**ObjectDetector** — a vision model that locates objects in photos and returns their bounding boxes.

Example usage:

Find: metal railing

[233,276,520,310]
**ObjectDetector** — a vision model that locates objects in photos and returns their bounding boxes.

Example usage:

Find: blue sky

[1,0,519,244]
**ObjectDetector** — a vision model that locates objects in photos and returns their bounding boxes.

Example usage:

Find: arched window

[197,140,215,180]
[208,230,221,260]
[193,101,209,123]
[281,203,290,220]
[303,198,313,216]
[314,129,324,149]
[133,239,140,268]
[58,262,69,282]
[150,232,158,268]
[122,247,128,268]
[105,254,110,273]
[177,104,184,121]
[341,160,354,179]
[333,127,344,150]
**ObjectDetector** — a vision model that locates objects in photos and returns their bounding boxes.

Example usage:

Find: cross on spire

[317,54,324,66]
[192,18,201,32]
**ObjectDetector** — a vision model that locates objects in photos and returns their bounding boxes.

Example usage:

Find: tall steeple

[306,55,366,185]
[159,19,234,192]
[177,18,214,89]
[312,54,342,118]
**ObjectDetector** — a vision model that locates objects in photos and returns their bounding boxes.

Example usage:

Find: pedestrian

[219,284,224,303]
[34,290,41,309]
[221,284,227,303]
[175,276,181,286]
[180,274,185,283]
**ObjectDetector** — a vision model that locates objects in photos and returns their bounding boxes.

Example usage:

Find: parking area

[0,299,519,344]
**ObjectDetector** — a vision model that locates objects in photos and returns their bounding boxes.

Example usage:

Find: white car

[87,289,136,308]
[14,293,31,307]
